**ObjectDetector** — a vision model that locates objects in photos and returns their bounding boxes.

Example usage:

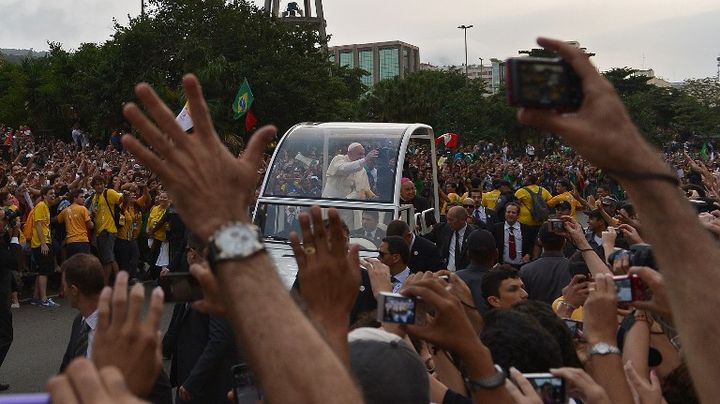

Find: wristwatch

[207,222,265,269]
[589,342,621,357]
[464,364,506,390]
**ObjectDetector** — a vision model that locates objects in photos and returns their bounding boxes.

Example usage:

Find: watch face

[217,225,258,257]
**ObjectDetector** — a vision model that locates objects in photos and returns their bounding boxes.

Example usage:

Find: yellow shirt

[148,205,168,242]
[31,201,51,248]
[482,189,501,209]
[547,191,583,218]
[92,189,122,234]
[57,204,91,243]
[552,297,584,320]
[514,185,552,226]
[441,192,468,215]
[118,196,147,241]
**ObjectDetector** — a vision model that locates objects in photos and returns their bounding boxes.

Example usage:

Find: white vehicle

[252,122,440,287]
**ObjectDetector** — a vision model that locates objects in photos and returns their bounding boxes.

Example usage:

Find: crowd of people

[2,38,720,403]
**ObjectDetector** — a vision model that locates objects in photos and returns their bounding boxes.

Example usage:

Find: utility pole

[141,0,145,17]
[457,24,473,77]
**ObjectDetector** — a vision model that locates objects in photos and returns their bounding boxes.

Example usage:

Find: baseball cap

[467,230,496,253]
[348,327,429,404]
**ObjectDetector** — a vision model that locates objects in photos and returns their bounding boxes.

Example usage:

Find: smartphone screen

[523,373,566,404]
[158,273,203,302]
[232,364,262,404]
[506,57,582,110]
[614,276,633,303]
[377,292,416,324]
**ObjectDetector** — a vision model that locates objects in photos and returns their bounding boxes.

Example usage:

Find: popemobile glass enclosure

[253,122,439,286]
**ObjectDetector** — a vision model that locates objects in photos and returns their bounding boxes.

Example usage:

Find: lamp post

[457,24,473,77]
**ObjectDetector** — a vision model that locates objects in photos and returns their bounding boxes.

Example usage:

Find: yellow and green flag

[232,79,254,120]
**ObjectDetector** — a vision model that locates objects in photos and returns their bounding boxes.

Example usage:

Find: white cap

[348,142,363,152]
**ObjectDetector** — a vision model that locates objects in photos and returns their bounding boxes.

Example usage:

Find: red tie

[508,226,517,260]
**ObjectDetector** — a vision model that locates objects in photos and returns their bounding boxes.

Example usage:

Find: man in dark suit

[162,234,238,404]
[469,189,500,229]
[424,206,477,271]
[491,202,534,267]
[386,220,444,273]
[60,253,172,403]
[350,210,386,247]
[0,211,20,391]
[455,229,499,314]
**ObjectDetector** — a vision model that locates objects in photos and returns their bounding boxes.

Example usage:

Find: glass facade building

[328,41,419,86]
[358,49,374,87]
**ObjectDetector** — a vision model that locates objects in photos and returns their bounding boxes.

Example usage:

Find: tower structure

[264,0,327,43]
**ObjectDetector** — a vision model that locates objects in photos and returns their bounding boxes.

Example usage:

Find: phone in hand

[232,363,263,404]
[613,274,650,303]
[158,272,203,302]
[563,319,583,339]
[377,292,417,324]
[523,373,566,404]
[506,57,583,111]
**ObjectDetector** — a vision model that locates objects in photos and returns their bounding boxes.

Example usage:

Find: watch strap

[464,364,506,390]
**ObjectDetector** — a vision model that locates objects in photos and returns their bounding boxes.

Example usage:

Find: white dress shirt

[392,267,411,293]
[84,309,99,359]
[448,224,468,271]
[503,221,524,265]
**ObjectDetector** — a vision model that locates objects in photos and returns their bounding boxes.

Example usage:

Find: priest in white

[322,142,378,200]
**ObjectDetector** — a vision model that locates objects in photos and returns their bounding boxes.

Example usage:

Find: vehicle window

[254,203,396,249]
[263,126,403,203]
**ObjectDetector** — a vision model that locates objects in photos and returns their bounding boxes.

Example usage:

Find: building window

[402,48,409,72]
[358,49,374,86]
[339,51,353,68]
[379,48,400,81]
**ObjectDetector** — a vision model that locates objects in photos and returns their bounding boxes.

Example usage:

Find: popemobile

[252,122,440,286]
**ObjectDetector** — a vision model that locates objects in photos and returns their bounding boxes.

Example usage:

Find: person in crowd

[162,234,238,403]
[469,189,499,229]
[399,177,430,213]
[350,210,385,247]
[518,222,571,304]
[491,202,533,267]
[514,174,552,232]
[482,180,502,210]
[377,235,411,293]
[385,219,444,273]
[322,142,377,200]
[31,186,59,307]
[455,229,498,313]
[547,179,583,219]
[55,189,93,258]
[585,209,609,253]
[147,191,170,278]
[0,209,19,391]
[481,265,528,309]
[90,175,123,284]
[424,205,477,271]
[115,182,149,280]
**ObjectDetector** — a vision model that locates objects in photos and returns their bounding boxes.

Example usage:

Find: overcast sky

[1,0,718,82]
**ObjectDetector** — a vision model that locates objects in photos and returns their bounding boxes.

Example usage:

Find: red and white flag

[435,133,459,148]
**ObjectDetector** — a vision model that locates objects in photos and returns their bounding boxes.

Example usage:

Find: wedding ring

[304,246,317,255]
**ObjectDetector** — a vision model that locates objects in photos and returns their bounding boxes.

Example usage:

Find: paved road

[0,284,174,395]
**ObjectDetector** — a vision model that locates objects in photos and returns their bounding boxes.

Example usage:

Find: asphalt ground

[0,283,174,395]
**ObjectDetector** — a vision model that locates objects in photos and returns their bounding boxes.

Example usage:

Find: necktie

[74,321,90,359]
[454,230,461,269]
[508,226,517,260]
[366,231,372,239]
[391,276,400,293]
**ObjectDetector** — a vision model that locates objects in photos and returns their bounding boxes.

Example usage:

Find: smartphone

[548,218,564,233]
[523,373,566,404]
[563,319,583,339]
[613,274,649,303]
[377,292,417,324]
[0,393,50,403]
[506,57,583,111]
[158,272,203,302]
[232,363,263,404]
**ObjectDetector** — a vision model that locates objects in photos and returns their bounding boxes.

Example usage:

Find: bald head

[447,205,468,231]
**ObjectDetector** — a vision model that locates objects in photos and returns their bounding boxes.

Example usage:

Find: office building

[329,41,420,86]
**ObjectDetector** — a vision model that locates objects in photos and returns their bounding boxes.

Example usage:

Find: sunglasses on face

[463,204,474,208]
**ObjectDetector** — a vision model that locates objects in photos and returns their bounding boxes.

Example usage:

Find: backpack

[22,207,36,241]
[101,190,123,230]
[523,186,550,222]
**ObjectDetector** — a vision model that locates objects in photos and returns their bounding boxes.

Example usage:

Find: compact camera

[506,57,583,111]
[523,373,566,404]
[548,218,565,233]
[377,292,418,324]
[613,274,650,304]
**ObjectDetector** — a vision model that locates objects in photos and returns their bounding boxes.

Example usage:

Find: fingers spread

[111,272,129,329]
[99,366,130,397]
[182,74,216,143]
[47,375,79,404]
[243,125,277,169]
[96,287,113,334]
[145,287,165,332]
[124,283,145,332]
[134,83,189,150]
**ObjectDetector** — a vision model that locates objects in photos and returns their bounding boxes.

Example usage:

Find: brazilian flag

[232,79,254,120]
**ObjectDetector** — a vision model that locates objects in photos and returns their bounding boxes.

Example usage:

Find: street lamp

[457,24,473,77]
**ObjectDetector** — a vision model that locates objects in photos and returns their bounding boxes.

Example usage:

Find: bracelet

[559,300,576,311]
[605,169,680,186]
[579,248,594,252]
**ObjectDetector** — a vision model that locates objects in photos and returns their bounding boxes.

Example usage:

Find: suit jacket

[455,263,492,314]
[349,227,386,248]
[470,207,499,230]
[164,304,238,404]
[491,222,534,264]
[424,223,478,271]
[63,313,172,404]
[408,235,444,273]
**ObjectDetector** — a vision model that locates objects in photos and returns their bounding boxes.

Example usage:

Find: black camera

[2,208,21,223]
